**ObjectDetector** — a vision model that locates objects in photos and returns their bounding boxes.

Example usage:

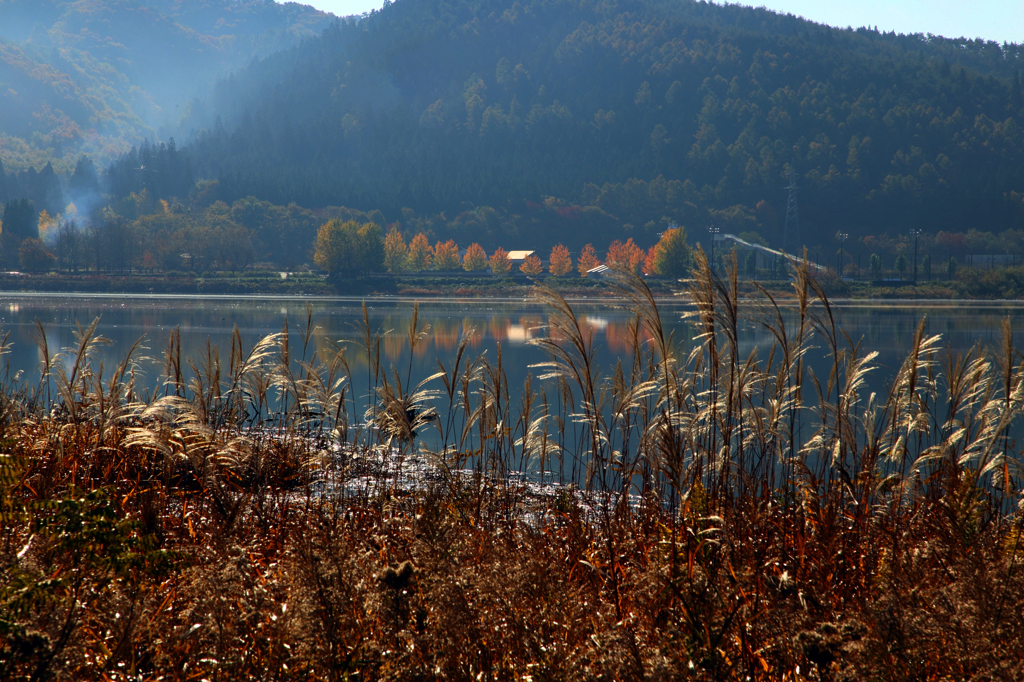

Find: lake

[3,292,1024,482]
[2,292,1021,382]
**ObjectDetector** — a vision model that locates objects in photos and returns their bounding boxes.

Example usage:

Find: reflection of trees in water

[461,318,483,349]
[604,320,652,354]
[382,334,406,361]
[431,317,462,352]
[487,316,510,342]
[318,314,491,365]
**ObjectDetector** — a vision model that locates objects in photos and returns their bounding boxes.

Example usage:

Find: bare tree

[54,219,83,273]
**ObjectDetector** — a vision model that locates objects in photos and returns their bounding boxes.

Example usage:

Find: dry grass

[1,257,1023,680]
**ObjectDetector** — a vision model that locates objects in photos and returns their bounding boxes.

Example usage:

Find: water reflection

[2,293,1024,410]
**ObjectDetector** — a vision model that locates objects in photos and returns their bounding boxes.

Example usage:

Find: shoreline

[3,271,1024,304]
[8,290,1024,307]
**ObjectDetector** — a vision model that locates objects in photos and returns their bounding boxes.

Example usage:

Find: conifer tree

[2,199,39,241]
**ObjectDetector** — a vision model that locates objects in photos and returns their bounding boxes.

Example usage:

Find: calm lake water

[2,292,1023,417]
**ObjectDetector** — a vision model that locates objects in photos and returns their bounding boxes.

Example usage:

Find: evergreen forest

[3,0,1024,266]
[102,0,1024,255]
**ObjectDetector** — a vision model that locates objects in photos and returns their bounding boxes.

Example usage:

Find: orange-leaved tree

[577,244,600,275]
[643,246,657,275]
[433,240,460,270]
[407,233,433,271]
[606,238,644,273]
[463,243,488,271]
[384,227,408,273]
[549,244,572,276]
[489,247,511,275]
[520,253,543,275]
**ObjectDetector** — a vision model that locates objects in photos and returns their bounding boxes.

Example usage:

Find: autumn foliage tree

[433,239,460,270]
[520,253,543,275]
[384,227,408,273]
[18,238,56,272]
[643,246,657,276]
[649,226,692,278]
[489,247,511,275]
[407,233,433,271]
[606,238,645,273]
[549,244,572,276]
[577,244,599,275]
[313,219,384,275]
[463,243,487,271]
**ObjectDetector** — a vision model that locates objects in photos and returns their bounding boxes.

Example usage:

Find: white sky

[298,0,1023,44]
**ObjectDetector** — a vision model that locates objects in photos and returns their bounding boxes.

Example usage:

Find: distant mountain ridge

[0,0,333,172]
[108,0,1023,249]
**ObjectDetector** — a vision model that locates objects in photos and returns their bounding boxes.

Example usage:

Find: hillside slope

[0,0,333,172]
[109,0,1024,250]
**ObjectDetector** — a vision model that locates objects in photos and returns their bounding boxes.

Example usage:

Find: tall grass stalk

[1,271,1023,679]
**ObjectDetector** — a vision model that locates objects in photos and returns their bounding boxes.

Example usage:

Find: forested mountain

[98,0,1024,252]
[0,0,333,171]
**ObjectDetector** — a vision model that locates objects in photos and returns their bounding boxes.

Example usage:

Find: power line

[783,169,799,254]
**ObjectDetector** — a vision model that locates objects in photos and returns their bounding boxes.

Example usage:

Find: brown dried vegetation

[1,255,1023,680]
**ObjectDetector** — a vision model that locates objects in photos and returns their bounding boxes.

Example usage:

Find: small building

[506,250,535,265]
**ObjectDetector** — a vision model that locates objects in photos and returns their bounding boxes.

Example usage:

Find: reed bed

[1,254,1023,680]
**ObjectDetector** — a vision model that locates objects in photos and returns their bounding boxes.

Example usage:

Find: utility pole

[838,233,848,278]
[709,226,720,273]
[783,169,800,254]
[910,229,921,283]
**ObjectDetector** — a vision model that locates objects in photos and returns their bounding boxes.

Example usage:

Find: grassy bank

[0,271,338,296]
[1,258,1023,680]
[0,271,643,298]
[7,266,1024,301]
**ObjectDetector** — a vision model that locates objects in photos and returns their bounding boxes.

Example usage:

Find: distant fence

[963,255,1022,270]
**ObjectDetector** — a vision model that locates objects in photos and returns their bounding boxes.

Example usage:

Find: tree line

[313,220,693,278]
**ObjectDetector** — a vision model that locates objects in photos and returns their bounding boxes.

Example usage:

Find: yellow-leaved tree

[433,240,460,270]
[314,220,384,275]
[407,233,433,271]
[384,227,408,273]
[650,226,692,278]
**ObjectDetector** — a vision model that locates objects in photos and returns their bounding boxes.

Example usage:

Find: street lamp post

[709,227,720,272]
[910,229,921,283]
[837,233,848,279]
